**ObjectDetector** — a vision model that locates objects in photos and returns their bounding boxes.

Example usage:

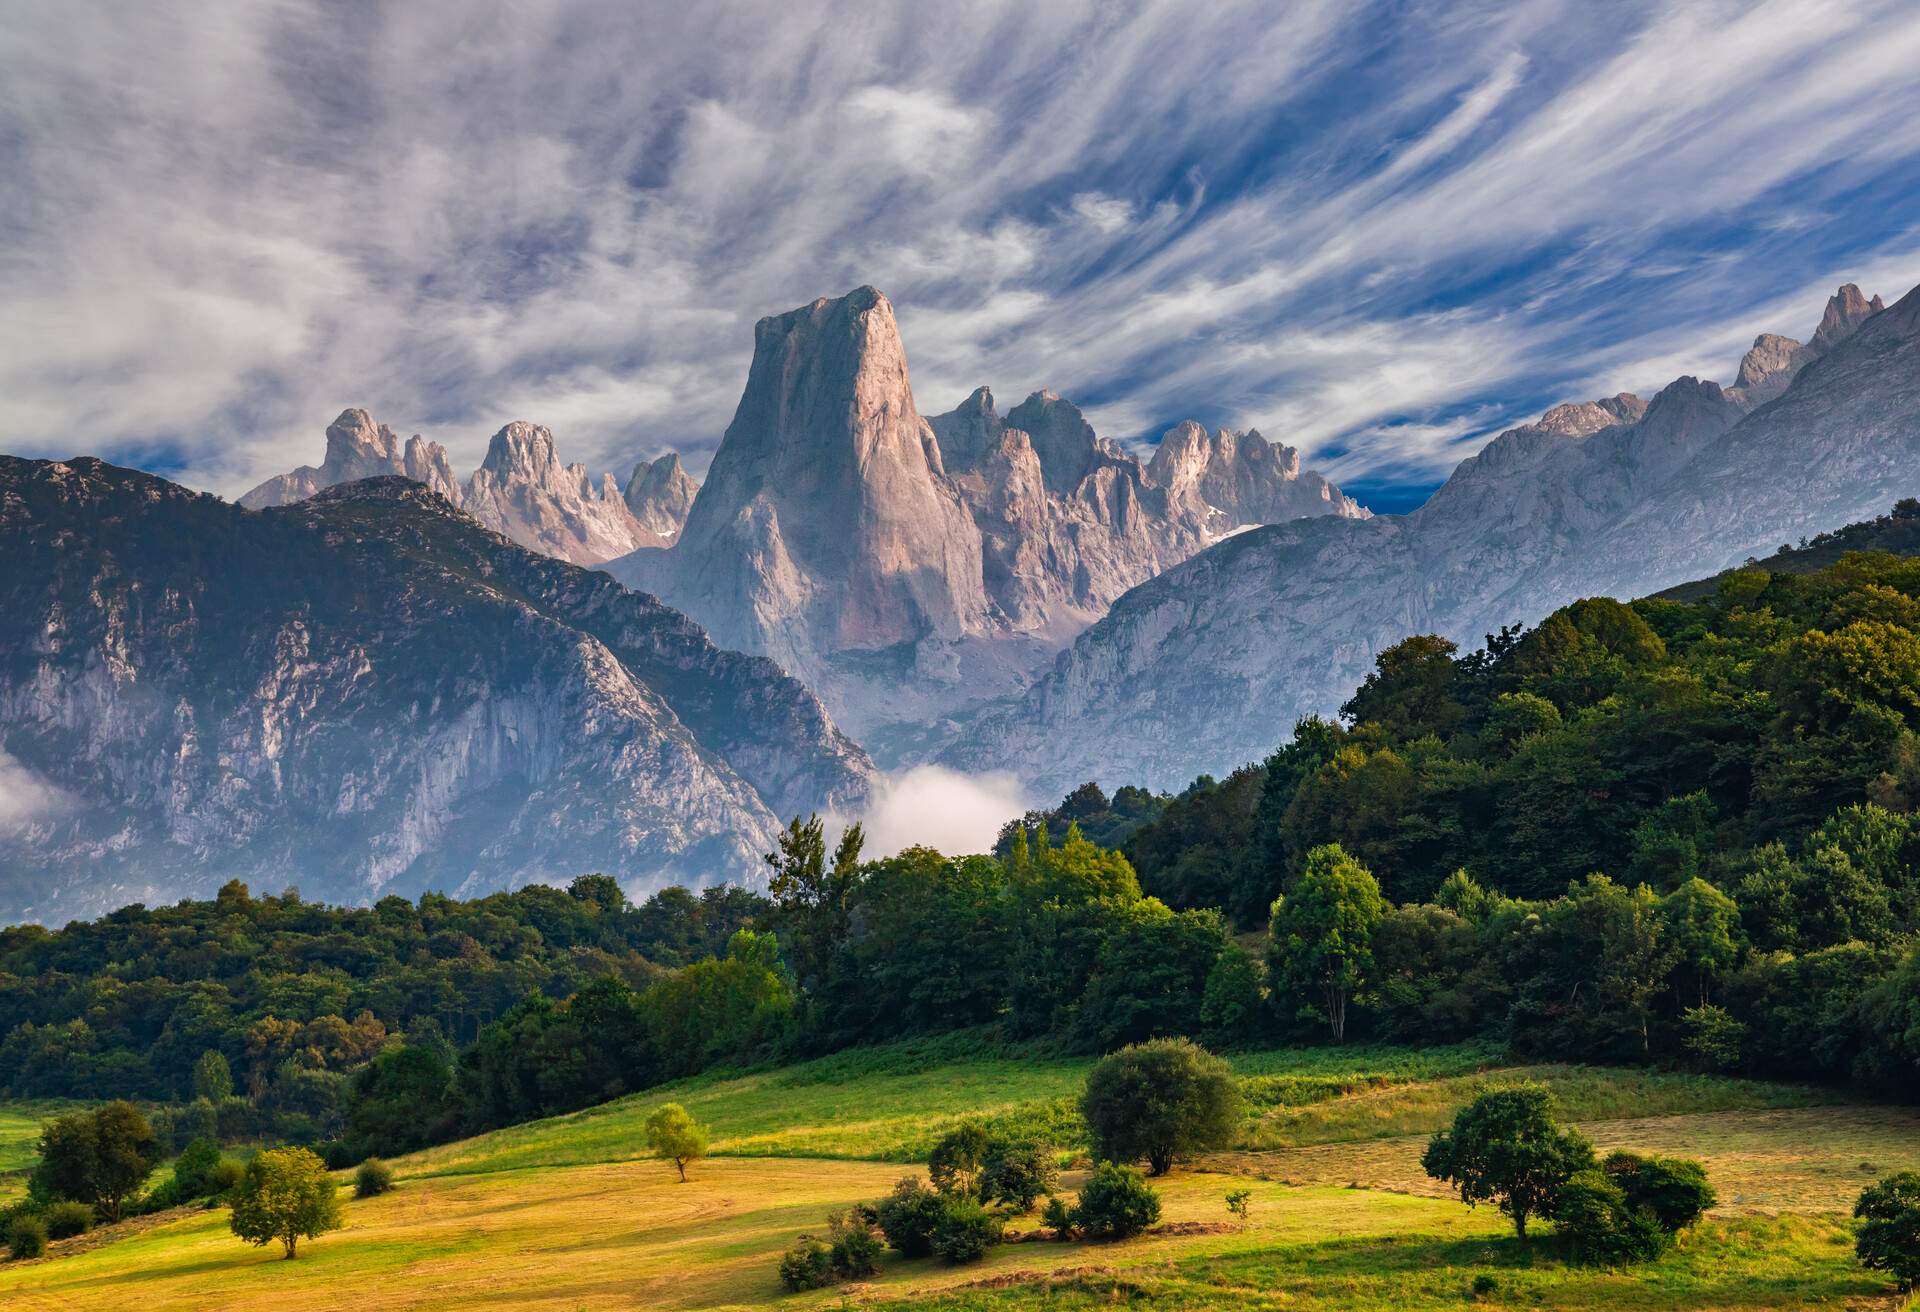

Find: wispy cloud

[3,0,1919,502]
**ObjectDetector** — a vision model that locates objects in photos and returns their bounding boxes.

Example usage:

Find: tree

[1071,1161,1162,1239]
[644,1102,709,1182]
[30,1101,158,1220]
[1661,878,1741,1005]
[1341,634,1466,742]
[228,1146,342,1259]
[1079,1038,1242,1176]
[192,1051,234,1103]
[764,814,864,992]
[927,1123,990,1198]
[170,1137,225,1200]
[1421,1085,1593,1239]
[978,1138,1058,1212]
[1856,1172,1920,1291]
[1267,844,1387,1041]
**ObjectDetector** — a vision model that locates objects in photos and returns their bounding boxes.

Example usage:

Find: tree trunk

[1514,1210,1528,1241]
[676,1158,688,1183]
[1148,1148,1173,1176]
[285,1235,298,1259]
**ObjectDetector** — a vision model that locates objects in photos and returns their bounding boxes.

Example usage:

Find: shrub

[644,1103,710,1183]
[7,1214,48,1260]
[169,1137,224,1201]
[228,1146,343,1259]
[43,1201,93,1239]
[979,1139,1057,1212]
[1041,1195,1075,1240]
[209,1158,245,1197]
[776,1234,833,1292]
[826,1209,883,1278]
[1224,1189,1251,1225]
[1553,1169,1665,1265]
[355,1158,396,1198]
[874,1177,946,1257]
[1855,1171,1920,1291]
[1073,1162,1162,1240]
[1604,1152,1715,1233]
[1421,1084,1593,1239]
[928,1123,990,1198]
[1079,1038,1243,1175]
[1471,1273,1499,1297]
[929,1198,1003,1264]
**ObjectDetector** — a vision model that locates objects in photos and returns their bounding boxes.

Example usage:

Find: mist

[856,764,1030,859]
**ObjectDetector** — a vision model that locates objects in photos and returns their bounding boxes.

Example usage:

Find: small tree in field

[1421,1085,1592,1240]
[1079,1038,1242,1176]
[1855,1172,1920,1291]
[229,1147,342,1259]
[1267,844,1387,1042]
[645,1103,709,1182]
[31,1100,158,1220]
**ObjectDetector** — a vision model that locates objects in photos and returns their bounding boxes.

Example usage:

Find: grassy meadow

[2,1039,1916,1310]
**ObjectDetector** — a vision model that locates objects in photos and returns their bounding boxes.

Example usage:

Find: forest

[4,510,1920,1165]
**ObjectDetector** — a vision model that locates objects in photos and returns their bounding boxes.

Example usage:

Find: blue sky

[4,1,1920,512]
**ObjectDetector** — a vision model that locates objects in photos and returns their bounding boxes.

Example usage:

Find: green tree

[170,1137,225,1200]
[1079,1038,1242,1175]
[644,1102,709,1182]
[1266,844,1388,1041]
[1341,633,1466,742]
[1421,1085,1594,1239]
[30,1101,158,1220]
[192,1051,233,1102]
[927,1123,990,1198]
[1661,878,1742,1005]
[1855,1171,1920,1291]
[228,1146,342,1258]
[764,815,864,992]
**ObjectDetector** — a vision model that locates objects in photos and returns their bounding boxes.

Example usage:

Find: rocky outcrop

[241,411,675,567]
[0,460,872,923]
[239,409,462,508]
[624,453,699,544]
[1725,283,1886,407]
[609,288,1362,751]
[948,283,1918,796]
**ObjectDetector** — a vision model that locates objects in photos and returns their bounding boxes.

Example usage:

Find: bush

[1855,1171,1920,1291]
[1079,1038,1243,1175]
[43,1201,93,1239]
[1553,1169,1666,1265]
[930,1198,1003,1264]
[1678,1005,1746,1072]
[1604,1152,1715,1232]
[826,1209,883,1278]
[1073,1162,1162,1240]
[1224,1189,1251,1225]
[7,1215,48,1260]
[169,1137,224,1201]
[1041,1195,1075,1239]
[776,1234,833,1292]
[209,1158,245,1197]
[979,1139,1057,1212]
[354,1158,396,1198]
[874,1177,946,1257]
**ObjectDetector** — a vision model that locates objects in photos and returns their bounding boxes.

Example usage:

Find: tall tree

[1267,844,1388,1041]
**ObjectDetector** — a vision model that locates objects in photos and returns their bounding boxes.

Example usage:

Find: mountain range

[239,409,700,565]
[0,463,869,922]
[606,286,1364,752]
[945,282,1920,796]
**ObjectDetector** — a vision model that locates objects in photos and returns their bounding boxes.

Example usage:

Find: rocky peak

[479,421,564,486]
[623,453,699,543]
[241,408,461,509]
[1735,333,1806,390]
[1810,283,1885,353]
[1005,391,1102,494]
[927,386,1003,473]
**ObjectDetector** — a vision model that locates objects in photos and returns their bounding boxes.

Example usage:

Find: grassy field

[0,1101,83,1202]
[1,1038,1914,1310]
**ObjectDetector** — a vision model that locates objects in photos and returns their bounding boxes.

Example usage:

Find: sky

[4,1,1920,513]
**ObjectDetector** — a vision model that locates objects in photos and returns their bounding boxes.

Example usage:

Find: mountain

[0,459,871,923]
[608,286,1362,750]
[240,409,695,566]
[947,283,1920,796]
[624,453,699,544]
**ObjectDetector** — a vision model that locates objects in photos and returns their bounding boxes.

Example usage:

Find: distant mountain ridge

[608,286,1363,751]
[946,282,1920,795]
[240,409,699,565]
[0,459,871,923]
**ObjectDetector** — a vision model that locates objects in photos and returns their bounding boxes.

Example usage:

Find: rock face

[240,411,685,567]
[624,453,698,544]
[609,286,1362,749]
[0,460,872,923]
[948,283,1920,796]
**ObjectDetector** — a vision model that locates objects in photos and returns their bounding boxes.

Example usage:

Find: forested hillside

[5,510,1920,1165]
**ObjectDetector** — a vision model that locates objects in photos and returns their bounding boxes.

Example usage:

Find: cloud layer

[856,766,1029,861]
[5,1,1920,506]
